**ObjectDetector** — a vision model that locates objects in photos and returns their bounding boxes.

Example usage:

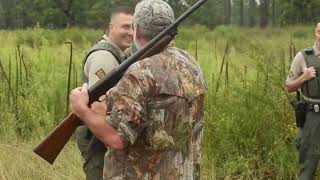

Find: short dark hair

[104,6,134,34]
[110,6,134,20]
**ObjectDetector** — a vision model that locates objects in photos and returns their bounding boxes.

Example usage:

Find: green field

[0,25,316,179]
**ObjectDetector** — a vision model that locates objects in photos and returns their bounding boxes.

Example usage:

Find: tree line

[0,0,319,29]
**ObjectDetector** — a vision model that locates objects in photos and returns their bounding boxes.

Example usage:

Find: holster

[290,100,306,128]
[290,91,306,128]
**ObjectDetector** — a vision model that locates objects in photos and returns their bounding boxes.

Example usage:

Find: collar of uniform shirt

[102,34,126,59]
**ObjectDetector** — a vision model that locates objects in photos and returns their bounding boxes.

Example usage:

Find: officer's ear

[108,23,113,32]
[135,25,142,40]
[315,23,320,37]
[104,23,110,35]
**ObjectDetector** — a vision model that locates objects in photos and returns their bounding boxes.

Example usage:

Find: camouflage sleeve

[104,68,147,147]
[286,52,306,82]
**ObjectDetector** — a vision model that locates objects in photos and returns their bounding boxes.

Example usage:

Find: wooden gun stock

[33,0,207,164]
[34,113,81,164]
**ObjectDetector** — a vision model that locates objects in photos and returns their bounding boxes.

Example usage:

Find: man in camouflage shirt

[70,0,207,179]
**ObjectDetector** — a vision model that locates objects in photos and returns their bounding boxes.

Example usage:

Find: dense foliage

[0,0,319,29]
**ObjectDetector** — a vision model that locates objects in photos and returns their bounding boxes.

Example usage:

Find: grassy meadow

[0,25,317,179]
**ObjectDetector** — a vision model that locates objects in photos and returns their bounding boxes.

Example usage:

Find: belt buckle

[314,104,320,112]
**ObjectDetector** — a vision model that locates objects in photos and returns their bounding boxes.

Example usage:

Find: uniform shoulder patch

[95,68,106,79]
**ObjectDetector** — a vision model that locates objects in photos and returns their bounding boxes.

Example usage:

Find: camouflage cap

[134,0,175,38]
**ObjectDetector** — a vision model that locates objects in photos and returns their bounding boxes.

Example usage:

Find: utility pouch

[290,91,306,128]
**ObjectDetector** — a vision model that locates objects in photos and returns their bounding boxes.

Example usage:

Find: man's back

[103,46,206,179]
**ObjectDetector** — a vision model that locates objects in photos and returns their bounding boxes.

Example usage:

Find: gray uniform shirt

[287,43,320,102]
[84,35,125,88]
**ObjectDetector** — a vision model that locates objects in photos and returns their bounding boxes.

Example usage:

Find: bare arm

[70,83,124,150]
[285,67,316,92]
[285,75,307,92]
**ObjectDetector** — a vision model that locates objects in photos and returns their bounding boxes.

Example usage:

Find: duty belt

[307,103,320,112]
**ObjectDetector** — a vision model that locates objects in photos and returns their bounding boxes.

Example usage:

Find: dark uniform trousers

[298,111,320,180]
[75,126,106,180]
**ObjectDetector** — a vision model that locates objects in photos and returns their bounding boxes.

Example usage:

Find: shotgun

[34,0,208,164]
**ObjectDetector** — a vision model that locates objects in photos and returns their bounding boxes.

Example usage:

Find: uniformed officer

[286,22,320,180]
[75,7,133,180]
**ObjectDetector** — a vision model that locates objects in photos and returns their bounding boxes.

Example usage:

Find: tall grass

[0,25,315,179]
[0,141,83,180]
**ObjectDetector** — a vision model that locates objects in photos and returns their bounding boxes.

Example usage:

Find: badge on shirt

[95,68,106,79]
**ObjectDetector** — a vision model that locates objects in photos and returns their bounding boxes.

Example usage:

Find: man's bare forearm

[78,106,124,150]
[285,76,306,92]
